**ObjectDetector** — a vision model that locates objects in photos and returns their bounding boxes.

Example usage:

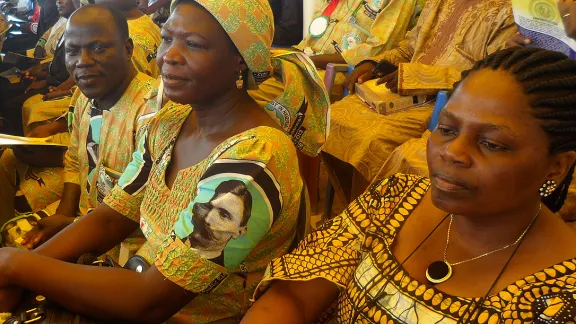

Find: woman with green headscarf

[0,0,329,323]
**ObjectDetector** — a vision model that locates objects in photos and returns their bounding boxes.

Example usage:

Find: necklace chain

[444,204,542,267]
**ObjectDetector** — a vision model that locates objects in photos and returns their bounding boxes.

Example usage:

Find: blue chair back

[428,90,449,131]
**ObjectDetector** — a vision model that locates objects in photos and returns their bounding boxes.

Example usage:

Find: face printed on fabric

[157,2,245,105]
[64,8,133,100]
[188,180,252,254]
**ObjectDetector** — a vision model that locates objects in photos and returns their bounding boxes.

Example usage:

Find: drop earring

[236,72,244,89]
[540,180,558,197]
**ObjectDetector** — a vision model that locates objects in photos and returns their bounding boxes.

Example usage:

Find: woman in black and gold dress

[243,47,576,323]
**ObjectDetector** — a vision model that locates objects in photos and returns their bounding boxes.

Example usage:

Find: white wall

[303,0,320,37]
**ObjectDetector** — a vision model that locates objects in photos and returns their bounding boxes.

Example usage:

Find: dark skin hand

[376,70,399,93]
[0,2,280,321]
[343,61,376,93]
[21,182,81,249]
[559,0,576,39]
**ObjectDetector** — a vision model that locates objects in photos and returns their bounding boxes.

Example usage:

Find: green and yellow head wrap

[170,0,329,156]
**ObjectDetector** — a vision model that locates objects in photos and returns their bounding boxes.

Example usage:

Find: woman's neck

[450,201,543,255]
[188,90,256,135]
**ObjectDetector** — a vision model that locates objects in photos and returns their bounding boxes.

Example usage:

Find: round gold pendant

[426,261,452,284]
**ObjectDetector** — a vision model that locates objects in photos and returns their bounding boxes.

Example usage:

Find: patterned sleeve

[342,0,423,66]
[155,133,302,293]
[103,125,154,223]
[252,176,397,299]
[501,270,576,322]
[62,94,85,185]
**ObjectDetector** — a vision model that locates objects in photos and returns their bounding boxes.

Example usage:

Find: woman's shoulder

[369,173,431,198]
[502,258,576,321]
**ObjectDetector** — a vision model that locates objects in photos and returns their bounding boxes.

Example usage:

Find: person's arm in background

[140,0,171,15]
[20,97,86,249]
[559,0,576,39]
[387,6,518,96]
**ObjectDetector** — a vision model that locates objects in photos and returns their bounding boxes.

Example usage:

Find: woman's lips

[433,175,469,192]
[162,73,190,87]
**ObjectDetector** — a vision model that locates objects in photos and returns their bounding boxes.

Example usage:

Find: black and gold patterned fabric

[255,174,576,323]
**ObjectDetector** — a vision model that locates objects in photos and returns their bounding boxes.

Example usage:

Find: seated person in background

[0,5,158,248]
[19,0,162,138]
[34,0,60,56]
[0,0,329,322]
[0,0,78,135]
[249,0,424,106]
[243,47,576,324]
[32,0,65,59]
[321,0,517,193]
[383,0,576,223]
[269,0,303,48]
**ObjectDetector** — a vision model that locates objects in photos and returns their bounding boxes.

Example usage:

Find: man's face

[65,18,132,99]
[189,192,247,249]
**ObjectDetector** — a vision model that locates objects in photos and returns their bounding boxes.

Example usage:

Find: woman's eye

[479,140,507,152]
[161,36,172,42]
[186,41,204,49]
[437,126,457,136]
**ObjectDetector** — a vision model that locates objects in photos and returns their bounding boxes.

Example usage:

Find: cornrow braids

[459,47,576,213]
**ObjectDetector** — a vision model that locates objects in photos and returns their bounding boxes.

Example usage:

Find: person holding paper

[320,0,517,197]
[0,5,158,250]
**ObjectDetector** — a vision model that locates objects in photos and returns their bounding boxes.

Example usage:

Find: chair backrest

[323,63,353,102]
[428,90,449,131]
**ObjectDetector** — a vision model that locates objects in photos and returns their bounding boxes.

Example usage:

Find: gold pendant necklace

[425,204,542,285]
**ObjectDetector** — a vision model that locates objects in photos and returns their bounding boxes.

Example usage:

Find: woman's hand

[505,32,532,47]
[559,0,576,39]
[343,61,377,93]
[376,70,399,93]
[21,215,76,250]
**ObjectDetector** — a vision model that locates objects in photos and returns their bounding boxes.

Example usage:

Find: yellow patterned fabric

[0,132,69,228]
[323,0,517,182]
[127,14,162,78]
[104,105,305,323]
[38,17,67,58]
[170,0,330,156]
[63,73,157,215]
[371,0,516,96]
[296,0,424,66]
[378,132,576,222]
[256,174,576,323]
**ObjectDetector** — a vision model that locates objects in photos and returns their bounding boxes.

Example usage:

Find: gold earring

[236,72,243,89]
[540,180,558,197]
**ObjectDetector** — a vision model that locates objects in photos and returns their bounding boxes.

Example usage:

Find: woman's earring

[236,72,244,89]
[540,180,558,197]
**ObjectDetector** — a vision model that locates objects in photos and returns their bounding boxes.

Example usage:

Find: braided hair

[458,47,576,213]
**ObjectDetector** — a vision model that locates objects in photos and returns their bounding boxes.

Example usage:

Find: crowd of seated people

[0,0,575,323]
